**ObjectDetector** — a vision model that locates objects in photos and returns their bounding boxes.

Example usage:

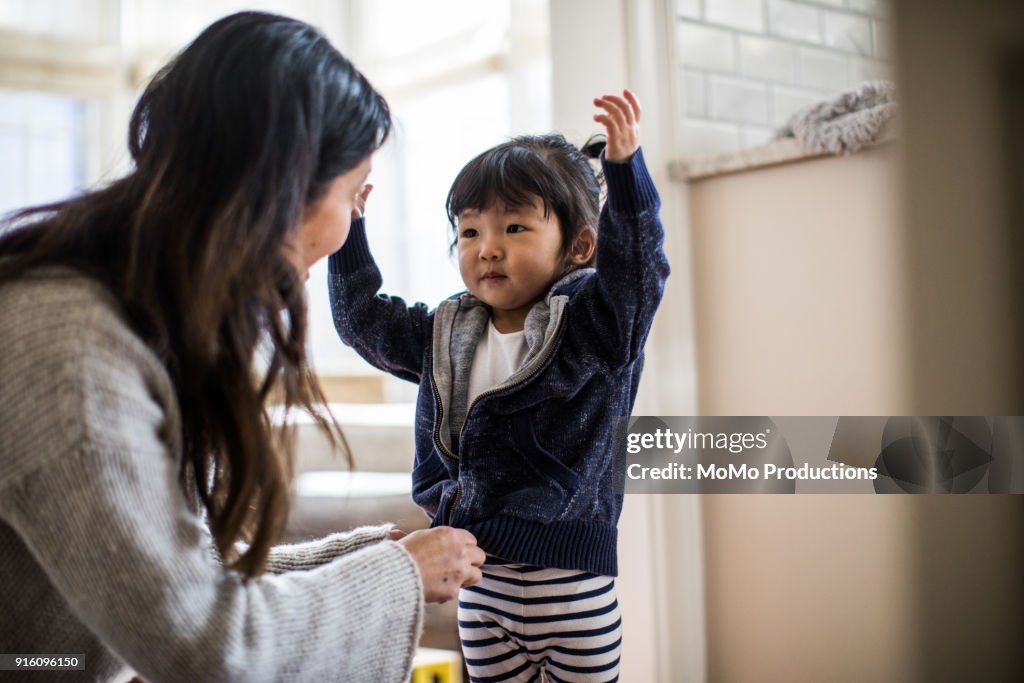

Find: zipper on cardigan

[456,312,568,446]
[427,346,458,462]
[445,483,462,524]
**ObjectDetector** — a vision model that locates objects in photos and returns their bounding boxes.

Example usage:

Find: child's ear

[569,226,597,265]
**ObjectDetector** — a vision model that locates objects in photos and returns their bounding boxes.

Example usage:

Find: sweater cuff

[602,146,660,215]
[259,524,394,575]
[329,216,375,274]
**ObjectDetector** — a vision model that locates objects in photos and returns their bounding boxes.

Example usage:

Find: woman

[0,11,483,683]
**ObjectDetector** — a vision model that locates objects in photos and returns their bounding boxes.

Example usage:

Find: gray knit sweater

[0,270,423,682]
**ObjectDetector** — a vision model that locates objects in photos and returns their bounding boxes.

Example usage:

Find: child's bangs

[446,145,557,224]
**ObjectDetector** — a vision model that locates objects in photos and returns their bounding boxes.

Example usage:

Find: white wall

[682,0,1024,678]
[688,142,908,415]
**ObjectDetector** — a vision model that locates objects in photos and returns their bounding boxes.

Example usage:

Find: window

[0,90,87,215]
[0,0,551,401]
[0,0,114,215]
[305,0,552,390]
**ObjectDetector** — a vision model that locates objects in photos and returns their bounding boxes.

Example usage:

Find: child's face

[456,197,564,333]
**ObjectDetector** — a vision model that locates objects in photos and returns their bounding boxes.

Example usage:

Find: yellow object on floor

[411,647,462,683]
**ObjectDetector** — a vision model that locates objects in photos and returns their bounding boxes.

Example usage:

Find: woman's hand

[396,527,485,603]
[351,183,373,221]
[592,89,642,162]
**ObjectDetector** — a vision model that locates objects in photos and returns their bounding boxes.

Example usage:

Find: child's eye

[460,228,478,238]
[506,224,526,234]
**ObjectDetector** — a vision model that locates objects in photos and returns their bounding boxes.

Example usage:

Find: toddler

[329,90,669,683]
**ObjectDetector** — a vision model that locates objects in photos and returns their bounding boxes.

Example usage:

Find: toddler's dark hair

[446,133,606,268]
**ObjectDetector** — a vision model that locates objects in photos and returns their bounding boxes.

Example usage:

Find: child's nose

[479,236,503,260]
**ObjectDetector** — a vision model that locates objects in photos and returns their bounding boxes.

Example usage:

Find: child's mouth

[482,272,507,281]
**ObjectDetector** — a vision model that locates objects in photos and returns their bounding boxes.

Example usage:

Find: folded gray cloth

[775,80,896,154]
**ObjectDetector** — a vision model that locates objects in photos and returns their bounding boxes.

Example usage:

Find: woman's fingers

[461,565,483,588]
[468,543,486,567]
[396,527,484,603]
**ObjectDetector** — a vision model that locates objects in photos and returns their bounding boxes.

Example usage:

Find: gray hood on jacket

[431,267,595,452]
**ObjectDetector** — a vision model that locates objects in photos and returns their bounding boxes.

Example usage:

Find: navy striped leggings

[457,564,621,683]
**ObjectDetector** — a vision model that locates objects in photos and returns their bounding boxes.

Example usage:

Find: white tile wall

[676,0,892,157]
[852,58,891,83]
[676,0,702,20]
[740,124,776,147]
[771,86,824,126]
[767,0,822,44]
[823,11,873,55]
[683,69,708,116]
[738,34,797,83]
[678,21,737,71]
[797,45,851,89]
[846,0,888,15]
[708,75,769,125]
[873,20,892,60]
[705,0,764,33]
[682,119,744,157]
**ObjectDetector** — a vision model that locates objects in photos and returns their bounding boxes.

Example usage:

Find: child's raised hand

[592,89,641,162]
[352,183,373,221]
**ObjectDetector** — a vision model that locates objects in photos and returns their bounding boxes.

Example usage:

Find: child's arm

[578,90,671,364]
[328,194,432,383]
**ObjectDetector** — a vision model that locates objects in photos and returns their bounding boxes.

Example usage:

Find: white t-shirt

[467,321,529,405]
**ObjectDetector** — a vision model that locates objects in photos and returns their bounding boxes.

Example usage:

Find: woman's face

[288,156,372,279]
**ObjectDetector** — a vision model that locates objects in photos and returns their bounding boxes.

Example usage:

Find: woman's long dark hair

[0,12,391,577]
